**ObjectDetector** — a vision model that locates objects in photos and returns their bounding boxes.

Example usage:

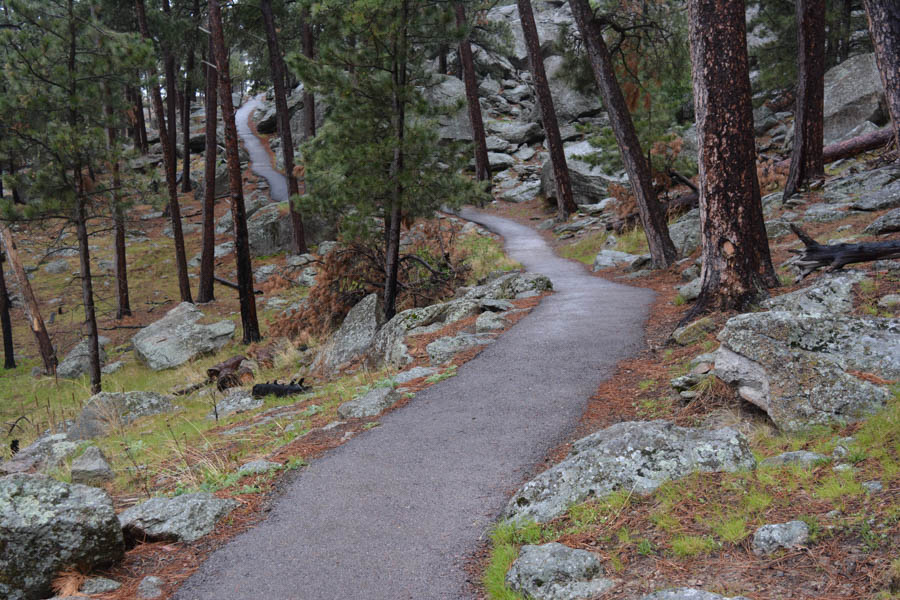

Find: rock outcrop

[0,474,123,600]
[314,293,384,372]
[68,391,176,440]
[57,336,110,380]
[505,543,614,600]
[119,493,238,543]
[503,421,755,523]
[133,303,235,371]
[337,387,404,419]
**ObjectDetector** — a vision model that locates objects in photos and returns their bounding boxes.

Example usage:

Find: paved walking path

[176,112,655,599]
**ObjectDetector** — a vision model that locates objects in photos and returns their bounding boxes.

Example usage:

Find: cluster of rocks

[0,473,236,600]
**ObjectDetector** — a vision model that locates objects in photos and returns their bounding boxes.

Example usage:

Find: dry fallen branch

[786,224,900,281]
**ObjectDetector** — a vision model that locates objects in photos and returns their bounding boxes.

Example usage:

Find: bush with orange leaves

[269,219,472,341]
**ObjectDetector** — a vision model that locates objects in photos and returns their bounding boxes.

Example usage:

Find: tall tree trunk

[569,0,676,268]
[74,187,101,393]
[135,0,193,303]
[209,0,261,343]
[862,0,900,153]
[384,0,409,323]
[198,33,217,304]
[456,3,491,188]
[260,0,307,254]
[0,252,15,369]
[687,0,777,314]
[0,224,55,374]
[517,0,576,220]
[784,0,826,202]
[438,44,448,75]
[134,84,149,154]
[106,104,131,319]
[181,0,200,193]
[301,10,316,140]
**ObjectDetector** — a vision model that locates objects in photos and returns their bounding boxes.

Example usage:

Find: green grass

[670,534,718,557]
[614,227,650,255]
[711,515,750,544]
[459,233,521,284]
[558,231,609,265]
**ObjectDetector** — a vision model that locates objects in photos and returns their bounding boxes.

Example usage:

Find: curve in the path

[176,144,654,600]
[235,96,289,203]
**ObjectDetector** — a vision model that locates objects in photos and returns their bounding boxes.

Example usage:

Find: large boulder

[118,493,238,543]
[527,56,604,124]
[132,303,235,371]
[0,433,78,476]
[486,120,544,145]
[193,159,230,200]
[485,2,575,68]
[0,474,123,600]
[505,543,614,600]
[69,446,114,485]
[337,387,404,419]
[462,271,553,301]
[668,208,701,257]
[541,140,625,205]
[761,272,862,315]
[68,391,177,440]
[424,75,471,142]
[503,420,755,523]
[714,311,900,431]
[57,336,110,380]
[426,333,494,365]
[864,207,900,235]
[208,388,263,420]
[823,53,887,144]
[314,294,384,372]
[640,590,750,600]
[247,203,294,257]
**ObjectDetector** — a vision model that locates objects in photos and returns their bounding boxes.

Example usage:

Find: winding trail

[176,114,655,599]
[235,96,290,203]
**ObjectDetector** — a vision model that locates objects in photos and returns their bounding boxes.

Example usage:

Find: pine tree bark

[569,0,676,267]
[301,10,316,140]
[260,0,307,254]
[74,190,101,393]
[134,84,149,154]
[456,3,491,187]
[0,224,55,372]
[209,0,261,343]
[687,0,777,314]
[517,0,576,220]
[135,0,193,304]
[862,0,900,153]
[384,0,410,323]
[106,104,131,319]
[197,33,217,304]
[0,252,15,369]
[783,0,826,202]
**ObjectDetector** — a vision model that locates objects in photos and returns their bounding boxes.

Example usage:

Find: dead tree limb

[787,223,900,280]
[214,276,263,295]
[776,127,894,171]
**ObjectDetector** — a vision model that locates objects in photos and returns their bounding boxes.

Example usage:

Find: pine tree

[862,0,900,153]
[0,0,152,389]
[289,0,485,321]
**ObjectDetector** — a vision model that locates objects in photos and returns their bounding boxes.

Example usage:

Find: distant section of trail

[235,96,289,202]
[176,112,655,599]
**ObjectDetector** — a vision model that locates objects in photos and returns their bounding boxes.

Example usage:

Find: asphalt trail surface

[176,138,654,600]
[235,96,290,203]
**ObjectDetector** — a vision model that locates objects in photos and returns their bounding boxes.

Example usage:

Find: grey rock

[762,272,863,315]
[69,391,176,440]
[878,294,900,310]
[640,589,750,600]
[542,140,623,205]
[337,387,403,419]
[528,56,604,123]
[678,277,702,302]
[286,253,316,268]
[297,266,318,287]
[515,146,537,161]
[57,336,110,379]
[487,120,544,145]
[487,152,516,170]
[463,271,552,301]
[671,317,716,346]
[505,543,614,600]
[765,219,794,239]
[247,203,294,257]
[253,264,280,283]
[43,259,69,274]
[863,480,883,493]
[485,2,574,68]
[137,575,164,599]
[823,53,887,145]
[132,302,235,370]
[216,193,265,235]
[485,135,512,152]
[194,160,230,200]
[424,75,472,142]
[209,388,263,419]
[317,240,339,256]
[0,433,78,475]
[480,299,515,312]
[864,207,900,235]
[163,222,200,238]
[213,241,235,258]
[803,203,854,223]
[475,311,509,333]
[69,446,114,485]
[119,492,238,543]
[390,366,439,385]
[592,250,641,271]
[715,311,900,431]
[761,451,828,467]
[314,294,384,371]
[850,179,900,211]
[751,520,809,555]
[372,301,481,367]
[238,460,281,475]
[427,333,494,365]
[80,577,121,594]
[0,474,123,600]
[101,361,124,375]
[500,180,542,203]
[503,421,755,523]
[668,209,701,256]
[554,218,599,234]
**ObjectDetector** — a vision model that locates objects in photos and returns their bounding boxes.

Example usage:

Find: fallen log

[787,224,900,280]
[776,127,894,171]
[214,276,264,295]
[206,355,246,380]
[252,379,311,399]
